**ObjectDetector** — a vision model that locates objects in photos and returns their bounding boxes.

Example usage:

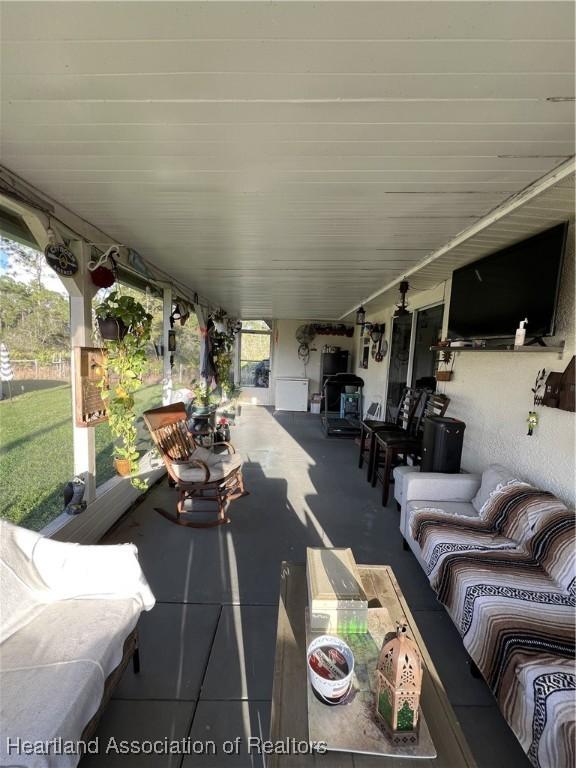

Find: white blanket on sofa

[0,521,155,768]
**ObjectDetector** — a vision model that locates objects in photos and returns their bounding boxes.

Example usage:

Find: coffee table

[269,563,477,768]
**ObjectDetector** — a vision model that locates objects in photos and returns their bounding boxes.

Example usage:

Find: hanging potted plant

[96,292,153,487]
[212,308,228,334]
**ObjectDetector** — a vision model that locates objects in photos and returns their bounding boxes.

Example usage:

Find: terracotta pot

[114,458,132,477]
[98,316,128,341]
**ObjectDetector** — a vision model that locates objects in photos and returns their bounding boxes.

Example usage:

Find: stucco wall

[351,220,575,506]
[273,319,356,400]
[442,220,575,506]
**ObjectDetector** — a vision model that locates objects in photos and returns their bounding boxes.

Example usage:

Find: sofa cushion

[407,499,479,520]
[536,509,576,592]
[509,655,576,768]
[495,485,570,548]
[0,598,140,768]
[471,464,519,514]
[0,523,51,643]
[1,663,103,768]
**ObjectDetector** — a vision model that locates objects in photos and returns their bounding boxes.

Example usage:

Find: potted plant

[96,292,153,488]
[436,349,455,382]
[212,308,228,334]
[95,291,150,341]
[192,380,214,415]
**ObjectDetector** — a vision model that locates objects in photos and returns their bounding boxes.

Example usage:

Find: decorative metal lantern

[375,622,422,745]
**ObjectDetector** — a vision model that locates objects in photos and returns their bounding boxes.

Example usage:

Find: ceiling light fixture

[393,281,410,319]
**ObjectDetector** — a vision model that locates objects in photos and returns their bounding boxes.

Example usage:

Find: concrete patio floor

[81,406,530,768]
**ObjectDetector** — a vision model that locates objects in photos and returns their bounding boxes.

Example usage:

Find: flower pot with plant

[96,292,153,488]
[192,380,214,415]
[212,308,228,334]
[436,349,455,382]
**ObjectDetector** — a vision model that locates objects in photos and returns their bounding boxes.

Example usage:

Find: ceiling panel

[1,1,574,319]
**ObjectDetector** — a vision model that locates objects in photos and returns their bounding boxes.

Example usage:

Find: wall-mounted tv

[448,222,568,340]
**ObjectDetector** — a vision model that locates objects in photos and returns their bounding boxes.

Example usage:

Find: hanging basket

[436,370,453,382]
[98,317,128,341]
[91,265,116,289]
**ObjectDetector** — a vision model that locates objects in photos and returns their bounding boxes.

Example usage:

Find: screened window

[0,237,72,530]
[239,321,271,388]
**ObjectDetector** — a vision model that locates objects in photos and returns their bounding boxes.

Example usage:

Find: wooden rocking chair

[143,403,247,527]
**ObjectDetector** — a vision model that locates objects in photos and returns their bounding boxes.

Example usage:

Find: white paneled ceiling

[1,1,574,318]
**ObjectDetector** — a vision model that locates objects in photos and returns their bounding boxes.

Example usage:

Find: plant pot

[114,457,132,477]
[98,316,128,341]
[436,370,453,382]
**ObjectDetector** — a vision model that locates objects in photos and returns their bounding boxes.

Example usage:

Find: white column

[162,285,173,404]
[66,241,97,503]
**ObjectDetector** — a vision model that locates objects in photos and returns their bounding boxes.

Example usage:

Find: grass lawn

[0,380,163,531]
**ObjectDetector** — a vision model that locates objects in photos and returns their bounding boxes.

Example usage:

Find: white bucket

[307,635,354,704]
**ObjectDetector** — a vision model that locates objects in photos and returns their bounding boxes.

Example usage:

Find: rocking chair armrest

[173,458,211,483]
[218,441,236,454]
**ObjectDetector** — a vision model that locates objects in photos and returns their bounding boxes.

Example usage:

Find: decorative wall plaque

[74,347,108,427]
[45,243,78,276]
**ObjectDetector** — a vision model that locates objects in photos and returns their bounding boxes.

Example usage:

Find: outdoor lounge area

[1,2,575,768]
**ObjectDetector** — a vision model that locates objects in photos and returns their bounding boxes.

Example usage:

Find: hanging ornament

[88,245,118,288]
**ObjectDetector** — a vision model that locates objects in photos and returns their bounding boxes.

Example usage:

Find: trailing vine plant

[95,291,153,488]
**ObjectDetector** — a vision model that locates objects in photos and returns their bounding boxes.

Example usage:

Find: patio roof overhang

[1,1,575,319]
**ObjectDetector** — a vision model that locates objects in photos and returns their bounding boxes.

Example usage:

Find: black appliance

[321,350,349,411]
[448,222,568,340]
[421,416,466,473]
[321,373,364,438]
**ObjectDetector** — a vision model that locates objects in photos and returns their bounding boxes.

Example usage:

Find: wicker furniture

[143,402,247,527]
[372,394,450,506]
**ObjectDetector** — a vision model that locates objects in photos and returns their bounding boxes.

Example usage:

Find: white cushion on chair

[172,453,242,483]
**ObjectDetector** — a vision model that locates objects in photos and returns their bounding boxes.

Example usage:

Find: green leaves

[95,291,153,490]
[95,290,153,341]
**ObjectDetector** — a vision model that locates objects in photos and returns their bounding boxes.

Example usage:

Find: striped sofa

[401,467,575,768]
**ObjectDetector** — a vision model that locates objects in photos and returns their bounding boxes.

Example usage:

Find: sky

[0,238,68,296]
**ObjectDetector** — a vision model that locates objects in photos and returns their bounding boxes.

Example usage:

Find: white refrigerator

[275,377,309,412]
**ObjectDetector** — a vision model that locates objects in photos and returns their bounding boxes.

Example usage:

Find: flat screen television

[448,222,568,339]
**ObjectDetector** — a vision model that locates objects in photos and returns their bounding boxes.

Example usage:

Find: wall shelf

[430,343,565,354]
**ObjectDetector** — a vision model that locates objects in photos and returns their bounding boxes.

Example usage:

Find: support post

[66,241,98,504]
[162,285,173,405]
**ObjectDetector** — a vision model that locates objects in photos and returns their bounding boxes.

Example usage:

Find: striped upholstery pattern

[411,482,562,549]
[408,484,575,768]
[505,656,576,768]
[434,507,575,619]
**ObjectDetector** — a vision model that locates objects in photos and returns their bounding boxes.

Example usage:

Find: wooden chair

[371,393,450,506]
[358,387,422,483]
[143,403,247,527]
